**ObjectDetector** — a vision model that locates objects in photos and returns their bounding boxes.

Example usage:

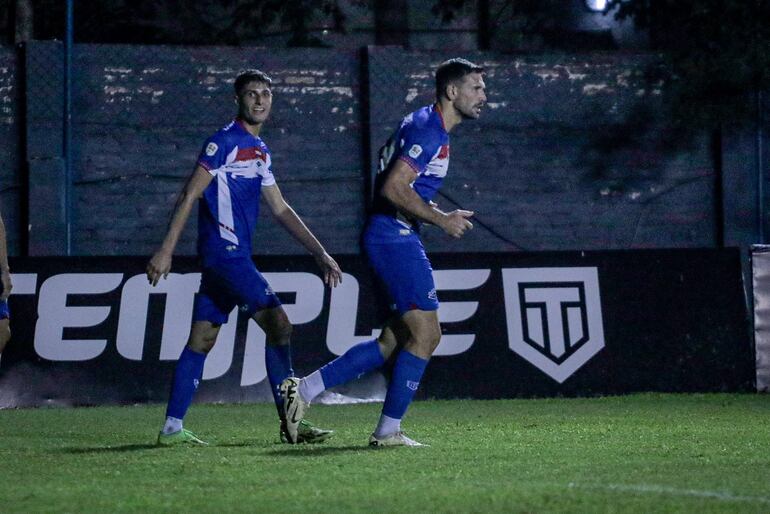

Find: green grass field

[1,394,769,513]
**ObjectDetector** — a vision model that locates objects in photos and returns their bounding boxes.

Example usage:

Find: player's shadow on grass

[62,441,273,453]
[61,443,160,454]
[61,443,371,455]
[266,445,370,457]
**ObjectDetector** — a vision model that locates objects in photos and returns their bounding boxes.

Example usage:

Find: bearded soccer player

[281,58,485,446]
[147,69,342,446]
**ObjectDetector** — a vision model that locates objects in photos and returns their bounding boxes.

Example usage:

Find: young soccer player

[147,69,342,445]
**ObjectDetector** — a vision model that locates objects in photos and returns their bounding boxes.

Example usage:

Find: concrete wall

[0,46,21,256]
[368,48,719,253]
[68,45,363,256]
[5,42,765,257]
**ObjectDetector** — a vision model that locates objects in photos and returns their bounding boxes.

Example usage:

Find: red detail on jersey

[235,146,267,162]
[435,103,446,130]
[438,145,450,159]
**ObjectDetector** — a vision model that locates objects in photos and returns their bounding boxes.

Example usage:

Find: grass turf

[1,393,769,513]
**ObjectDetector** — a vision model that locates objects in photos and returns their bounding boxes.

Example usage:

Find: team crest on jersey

[205,142,218,156]
[408,144,423,159]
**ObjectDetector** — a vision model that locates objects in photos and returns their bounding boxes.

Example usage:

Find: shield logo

[502,267,605,383]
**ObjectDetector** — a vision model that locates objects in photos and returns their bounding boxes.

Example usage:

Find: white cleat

[280,377,308,444]
[369,431,428,448]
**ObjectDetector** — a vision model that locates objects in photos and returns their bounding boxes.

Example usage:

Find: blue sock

[166,346,206,420]
[319,339,385,390]
[265,343,294,417]
[382,350,429,420]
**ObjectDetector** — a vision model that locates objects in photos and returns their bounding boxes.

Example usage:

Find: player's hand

[315,252,342,288]
[146,250,172,286]
[0,268,12,301]
[439,209,474,238]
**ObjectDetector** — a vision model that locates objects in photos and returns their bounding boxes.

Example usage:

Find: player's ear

[447,83,458,100]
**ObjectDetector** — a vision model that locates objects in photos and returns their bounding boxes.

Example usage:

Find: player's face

[237,81,273,125]
[452,72,486,120]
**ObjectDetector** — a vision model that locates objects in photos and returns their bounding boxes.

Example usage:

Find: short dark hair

[435,58,484,100]
[234,69,273,95]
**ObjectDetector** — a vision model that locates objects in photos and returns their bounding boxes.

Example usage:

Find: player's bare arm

[146,166,214,286]
[0,214,11,301]
[381,159,473,238]
[261,183,342,287]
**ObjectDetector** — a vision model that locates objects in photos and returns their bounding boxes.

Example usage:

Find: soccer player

[146,69,342,446]
[281,58,486,446]
[0,212,11,365]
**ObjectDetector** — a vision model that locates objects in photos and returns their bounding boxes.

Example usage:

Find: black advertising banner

[0,249,754,407]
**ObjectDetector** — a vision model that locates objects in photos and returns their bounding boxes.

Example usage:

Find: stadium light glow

[585,0,608,11]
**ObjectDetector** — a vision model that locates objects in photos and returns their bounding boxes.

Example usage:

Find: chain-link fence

[18,42,731,257]
[22,41,365,256]
[0,46,22,256]
[366,49,725,252]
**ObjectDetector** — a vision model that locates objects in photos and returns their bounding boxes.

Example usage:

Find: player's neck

[435,100,460,133]
[237,117,263,137]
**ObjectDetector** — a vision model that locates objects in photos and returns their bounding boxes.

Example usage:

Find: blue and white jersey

[367,104,450,243]
[196,119,276,266]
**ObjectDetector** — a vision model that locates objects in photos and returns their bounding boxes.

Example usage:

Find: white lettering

[433,269,491,356]
[241,318,267,386]
[35,273,123,361]
[9,273,38,294]
[116,273,200,360]
[326,273,380,356]
[240,272,324,385]
[203,309,237,380]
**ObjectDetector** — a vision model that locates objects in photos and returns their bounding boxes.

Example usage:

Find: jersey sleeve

[259,145,276,187]
[196,135,228,175]
[394,123,443,174]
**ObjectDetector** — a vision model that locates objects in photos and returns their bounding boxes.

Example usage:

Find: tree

[611,0,770,130]
[30,0,354,46]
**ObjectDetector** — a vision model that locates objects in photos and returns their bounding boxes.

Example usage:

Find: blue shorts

[192,257,281,325]
[0,300,8,320]
[364,238,438,315]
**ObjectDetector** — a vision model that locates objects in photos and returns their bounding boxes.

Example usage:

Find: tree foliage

[611,0,770,128]
[433,0,770,127]
[30,0,355,46]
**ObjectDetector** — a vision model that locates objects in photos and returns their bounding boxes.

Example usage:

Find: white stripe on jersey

[217,147,239,244]
[208,148,275,185]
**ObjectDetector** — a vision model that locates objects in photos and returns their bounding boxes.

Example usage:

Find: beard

[454,100,483,120]
[459,105,482,120]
